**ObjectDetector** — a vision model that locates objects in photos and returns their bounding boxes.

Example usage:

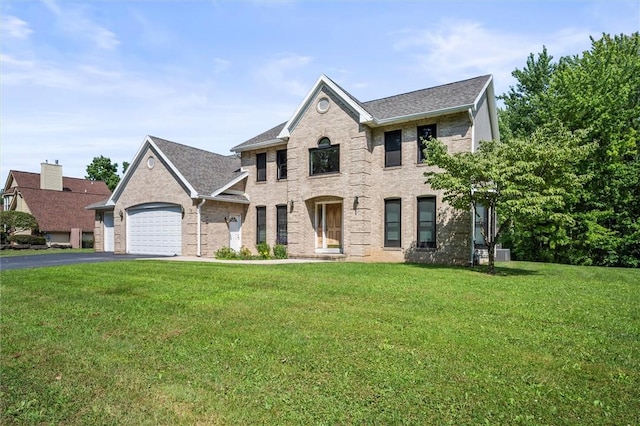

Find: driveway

[0,252,165,271]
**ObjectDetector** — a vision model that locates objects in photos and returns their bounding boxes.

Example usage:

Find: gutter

[232,138,288,153]
[368,104,473,127]
[196,198,206,257]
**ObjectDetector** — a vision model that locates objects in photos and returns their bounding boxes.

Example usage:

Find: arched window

[309,137,339,175]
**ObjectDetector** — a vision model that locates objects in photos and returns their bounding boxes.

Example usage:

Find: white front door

[103,212,114,252]
[228,214,242,252]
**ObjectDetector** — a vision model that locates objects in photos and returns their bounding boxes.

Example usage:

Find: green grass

[0,248,93,257]
[1,261,638,425]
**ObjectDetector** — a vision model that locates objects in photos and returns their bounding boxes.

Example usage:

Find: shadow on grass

[405,262,541,277]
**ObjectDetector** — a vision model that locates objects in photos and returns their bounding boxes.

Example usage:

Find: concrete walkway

[147,256,331,265]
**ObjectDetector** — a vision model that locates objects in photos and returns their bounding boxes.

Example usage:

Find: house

[3,162,112,247]
[89,74,498,264]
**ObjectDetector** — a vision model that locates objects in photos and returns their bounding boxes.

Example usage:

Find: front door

[103,212,114,252]
[316,203,342,253]
[228,214,242,252]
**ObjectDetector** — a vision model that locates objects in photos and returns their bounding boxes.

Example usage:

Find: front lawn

[1,261,638,424]
[0,248,93,257]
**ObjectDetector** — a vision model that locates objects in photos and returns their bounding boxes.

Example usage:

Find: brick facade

[239,89,476,264]
[92,74,497,265]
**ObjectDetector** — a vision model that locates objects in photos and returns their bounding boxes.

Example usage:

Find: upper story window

[256,152,266,182]
[384,198,401,248]
[310,137,339,176]
[417,196,436,248]
[417,124,437,163]
[277,149,287,180]
[385,129,402,167]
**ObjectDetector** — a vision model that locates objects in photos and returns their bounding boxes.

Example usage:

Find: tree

[498,46,556,141]
[86,156,124,191]
[549,33,640,266]
[0,211,39,236]
[499,33,640,266]
[424,124,590,274]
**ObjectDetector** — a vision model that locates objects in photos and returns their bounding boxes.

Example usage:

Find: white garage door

[127,204,182,256]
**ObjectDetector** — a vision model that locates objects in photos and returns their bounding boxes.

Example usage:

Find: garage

[127,203,182,256]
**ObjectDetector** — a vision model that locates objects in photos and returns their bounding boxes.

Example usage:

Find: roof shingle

[149,136,243,196]
[232,74,491,151]
[4,171,111,232]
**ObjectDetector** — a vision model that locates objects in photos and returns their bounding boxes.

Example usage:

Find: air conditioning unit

[496,249,511,262]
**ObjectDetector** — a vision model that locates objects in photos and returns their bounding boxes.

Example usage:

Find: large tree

[499,33,640,266]
[498,46,556,141]
[86,156,125,191]
[424,125,590,274]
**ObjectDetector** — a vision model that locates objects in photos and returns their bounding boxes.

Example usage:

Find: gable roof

[107,136,246,205]
[362,75,492,122]
[231,74,495,152]
[4,171,112,196]
[3,170,111,232]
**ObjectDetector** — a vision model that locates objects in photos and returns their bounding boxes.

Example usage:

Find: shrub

[82,239,94,249]
[8,235,46,245]
[273,244,288,259]
[239,246,253,260]
[256,242,271,259]
[215,246,239,260]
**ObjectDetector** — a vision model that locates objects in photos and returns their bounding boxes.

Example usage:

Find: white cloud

[41,0,120,50]
[393,19,591,96]
[256,54,313,97]
[1,15,33,39]
[213,58,231,74]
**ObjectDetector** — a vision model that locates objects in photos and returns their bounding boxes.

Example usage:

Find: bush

[82,239,94,249]
[239,246,253,260]
[273,244,288,259]
[215,246,239,260]
[8,235,47,245]
[256,242,271,259]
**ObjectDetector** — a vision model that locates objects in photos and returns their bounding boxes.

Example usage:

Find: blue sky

[2,0,638,182]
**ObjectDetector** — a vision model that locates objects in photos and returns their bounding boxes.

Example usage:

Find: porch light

[119,210,123,221]
[289,199,294,212]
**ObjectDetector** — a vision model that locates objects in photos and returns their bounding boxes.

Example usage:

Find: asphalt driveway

[0,252,165,271]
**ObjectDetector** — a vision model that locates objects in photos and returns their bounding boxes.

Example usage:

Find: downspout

[469,108,476,266]
[468,108,476,152]
[470,192,475,267]
[196,198,206,257]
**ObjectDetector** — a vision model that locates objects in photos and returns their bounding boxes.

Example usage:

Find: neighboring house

[89,74,498,264]
[3,163,112,247]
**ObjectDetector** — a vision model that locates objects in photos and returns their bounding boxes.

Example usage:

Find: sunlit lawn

[0,248,93,257]
[1,261,638,425]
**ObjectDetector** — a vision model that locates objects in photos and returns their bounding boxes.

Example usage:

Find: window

[256,153,266,182]
[256,206,266,244]
[276,149,287,180]
[276,205,287,245]
[384,199,401,247]
[417,197,436,248]
[310,137,339,175]
[417,124,437,163]
[385,129,402,167]
[474,204,489,248]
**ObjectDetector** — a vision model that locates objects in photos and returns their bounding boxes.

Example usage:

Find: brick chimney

[40,161,63,191]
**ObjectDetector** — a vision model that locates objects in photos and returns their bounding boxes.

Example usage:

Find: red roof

[4,171,111,232]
